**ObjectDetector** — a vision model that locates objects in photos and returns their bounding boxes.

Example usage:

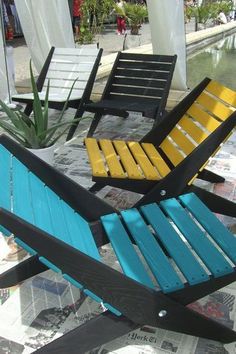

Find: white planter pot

[28,144,55,165]
[123,34,141,50]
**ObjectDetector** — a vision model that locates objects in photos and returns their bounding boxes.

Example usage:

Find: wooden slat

[206,80,236,107]
[169,127,196,155]
[121,208,184,292]
[160,138,184,166]
[85,138,108,177]
[52,55,98,64]
[161,197,233,277]
[113,140,144,179]
[120,52,176,63]
[141,203,210,285]
[110,85,163,98]
[197,92,235,121]
[48,62,95,72]
[115,68,170,80]
[12,159,35,224]
[117,61,173,71]
[127,142,159,180]
[54,47,99,56]
[99,139,126,178]
[46,70,90,81]
[43,79,87,90]
[187,104,221,132]
[101,213,154,288]
[180,193,236,264]
[0,146,11,214]
[178,115,209,144]
[141,143,171,178]
[112,77,167,89]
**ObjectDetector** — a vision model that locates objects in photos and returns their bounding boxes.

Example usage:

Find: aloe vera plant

[0,61,79,149]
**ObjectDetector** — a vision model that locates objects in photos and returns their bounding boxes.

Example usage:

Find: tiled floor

[0,109,236,353]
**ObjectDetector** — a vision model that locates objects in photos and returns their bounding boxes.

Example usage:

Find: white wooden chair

[12,46,103,137]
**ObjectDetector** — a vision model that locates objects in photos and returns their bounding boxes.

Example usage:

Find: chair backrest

[103,52,177,115]
[42,47,101,98]
[158,80,236,171]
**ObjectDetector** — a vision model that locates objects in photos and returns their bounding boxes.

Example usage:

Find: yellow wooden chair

[85,77,236,216]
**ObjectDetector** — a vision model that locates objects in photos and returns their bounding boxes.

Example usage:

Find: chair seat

[12,91,82,103]
[85,137,171,180]
[86,98,158,118]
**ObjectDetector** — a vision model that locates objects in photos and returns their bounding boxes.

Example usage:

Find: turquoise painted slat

[0,146,12,235]
[120,209,184,292]
[160,198,233,277]
[45,186,74,244]
[84,289,102,302]
[39,257,61,273]
[179,193,236,264]
[12,158,35,225]
[0,146,11,210]
[140,203,210,285]
[60,202,100,260]
[63,274,83,289]
[101,213,154,289]
[103,303,122,316]
[15,237,37,255]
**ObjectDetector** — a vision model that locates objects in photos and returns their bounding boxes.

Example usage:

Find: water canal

[187,33,236,90]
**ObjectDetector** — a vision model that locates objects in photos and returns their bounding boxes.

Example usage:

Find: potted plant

[0,62,79,163]
[78,0,114,45]
[124,2,148,35]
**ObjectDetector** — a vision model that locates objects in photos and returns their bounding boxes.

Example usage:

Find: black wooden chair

[1,134,236,353]
[12,46,103,128]
[67,52,177,139]
[85,77,236,217]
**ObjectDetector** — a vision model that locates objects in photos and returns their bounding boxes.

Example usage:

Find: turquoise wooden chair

[1,134,236,353]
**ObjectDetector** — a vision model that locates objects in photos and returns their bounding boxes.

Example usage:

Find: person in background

[115,0,126,35]
[217,10,228,25]
[73,0,83,41]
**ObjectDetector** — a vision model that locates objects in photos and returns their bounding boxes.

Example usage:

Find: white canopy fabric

[0,25,9,102]
[146,0,187,90]
[14,0,75,73]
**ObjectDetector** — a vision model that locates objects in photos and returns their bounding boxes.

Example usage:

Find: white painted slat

[48,62,95,72]
[43,79,87,90]
[46,70,90,81]
[51,55,98,64]
[54,47,99,56]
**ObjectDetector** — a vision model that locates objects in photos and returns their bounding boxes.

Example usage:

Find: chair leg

[89,182,105,193]
[198,169,225,183]
[35,311,138,354]
[86,112,103,137]
[24,103,33,116]
[187,185,236,217]
[0,255,48,288]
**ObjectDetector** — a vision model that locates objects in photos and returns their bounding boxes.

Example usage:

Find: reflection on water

[187,34,236,90]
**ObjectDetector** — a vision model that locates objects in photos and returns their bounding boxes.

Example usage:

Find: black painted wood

[84,51,177,137]
[0,255,48,288]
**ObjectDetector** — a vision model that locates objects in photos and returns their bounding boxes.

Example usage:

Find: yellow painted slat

[127,142,159,180]
[99,139,126,178]
[84,138,108,177]
[113,140,144,179]
[160,138,184,166]
[169,127,196,155]
[178,115,209,144]
[187,104,221,132]
[206,80,236,107]
[197,92,235,121]
[141,143,171,178]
